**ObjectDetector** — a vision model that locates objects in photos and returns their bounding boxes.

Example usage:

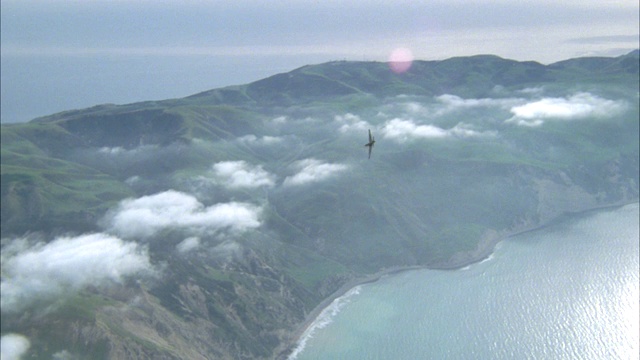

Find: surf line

[288,285,362,359]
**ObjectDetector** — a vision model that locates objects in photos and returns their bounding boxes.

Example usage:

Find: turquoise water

[291,203,639,359]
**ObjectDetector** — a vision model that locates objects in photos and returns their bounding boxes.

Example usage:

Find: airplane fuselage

[365,129,375,159]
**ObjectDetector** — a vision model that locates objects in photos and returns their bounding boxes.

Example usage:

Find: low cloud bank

[211,160,276,189]
[102,190,262,238]
[1,233,152,313]
[435,94,518,111]
[379,94,517,118]
[382,118,448,140]
[382,119,494,142]
[283,159,348,186]
[507,92,627,126]
[1,333,30,360]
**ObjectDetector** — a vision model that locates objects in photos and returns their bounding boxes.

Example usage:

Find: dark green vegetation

[2,51,638,359]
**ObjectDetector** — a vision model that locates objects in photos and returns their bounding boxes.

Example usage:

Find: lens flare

[388,48,414,74]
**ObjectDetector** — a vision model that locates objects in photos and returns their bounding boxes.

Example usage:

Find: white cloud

[176,237,201,253]
[96,144,157,156]
[402,102,427,114]
[102,190,262,238]
[270,116,287,125]
[211,160,276,189]
[434,94,521,116]
[436,94,505,108]
[237,134,283,145]
[450,123,497,138]
[517,87,545,95]
[382,118,447,140]
[98,146,125,155]
[506,92,627,126]
[381,119,494,142]
[262,136,283,144]
[335,113,371,133]
[1,334,30,360]
[283,159,348,186]
[379,94,519,122]
[1,233,152,313]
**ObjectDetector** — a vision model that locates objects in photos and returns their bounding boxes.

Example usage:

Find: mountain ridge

[30,50,639,124]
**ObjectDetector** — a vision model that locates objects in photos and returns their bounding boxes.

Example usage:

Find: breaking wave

[288,285,362,359]
[479,252,496,265]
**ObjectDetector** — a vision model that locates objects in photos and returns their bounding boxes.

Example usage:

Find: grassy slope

[1,124,134,233]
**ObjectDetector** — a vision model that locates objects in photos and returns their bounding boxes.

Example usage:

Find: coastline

[278,265,425,359]
[277,200,638,359]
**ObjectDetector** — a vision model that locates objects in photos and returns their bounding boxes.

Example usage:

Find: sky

[1,0,638,123]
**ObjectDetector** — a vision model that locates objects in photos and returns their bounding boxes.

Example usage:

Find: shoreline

[277,200,638,359]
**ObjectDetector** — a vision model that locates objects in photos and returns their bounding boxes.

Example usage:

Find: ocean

[290,203,640,360]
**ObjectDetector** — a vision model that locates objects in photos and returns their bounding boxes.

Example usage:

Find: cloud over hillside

[176,236,201,253]
[102,190,263,238]
[507,92,627,126]
[335,113,371,133]
[237,134,284,145]
[435,94,518,112]
[211,160,276,189]
[1,333,30,360]
[1,233,152,313]
[283,159,348,186]
[382,119,495,142]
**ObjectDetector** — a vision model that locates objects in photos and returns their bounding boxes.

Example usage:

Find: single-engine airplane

[365,129,375,159]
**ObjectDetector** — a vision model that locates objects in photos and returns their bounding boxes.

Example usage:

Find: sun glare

[388,47,414,74]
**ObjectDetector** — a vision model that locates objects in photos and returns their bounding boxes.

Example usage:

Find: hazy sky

[1,0,638,123]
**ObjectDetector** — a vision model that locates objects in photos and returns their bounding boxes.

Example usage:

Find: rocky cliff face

[4,245,318,359]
